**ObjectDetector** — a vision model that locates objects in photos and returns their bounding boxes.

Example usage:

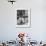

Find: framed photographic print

[16,8,31,28]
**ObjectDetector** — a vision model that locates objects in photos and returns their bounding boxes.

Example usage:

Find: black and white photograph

[16,8,31,28]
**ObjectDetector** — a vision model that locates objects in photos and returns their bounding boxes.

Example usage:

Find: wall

[0,0,46,42]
